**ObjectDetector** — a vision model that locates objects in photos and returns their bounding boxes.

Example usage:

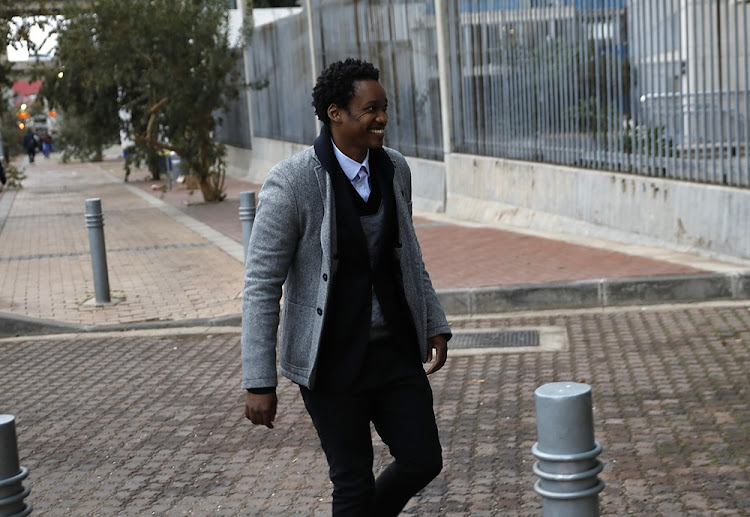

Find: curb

[0,188,18,235]
[2,272,749,337]
[0,312,241,339]
[437,271,750,316]
[0,312,84,337]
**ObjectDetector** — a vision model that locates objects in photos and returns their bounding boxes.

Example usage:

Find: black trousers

[301,337,442,517]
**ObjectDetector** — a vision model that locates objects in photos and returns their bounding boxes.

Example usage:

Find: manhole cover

[451,329,540,349]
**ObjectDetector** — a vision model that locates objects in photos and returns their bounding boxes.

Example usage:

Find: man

[242,58,451,516]
[40,131,53,159]
[23,129,38,164]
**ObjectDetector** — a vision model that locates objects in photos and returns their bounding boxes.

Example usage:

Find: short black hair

[312,58,380,126]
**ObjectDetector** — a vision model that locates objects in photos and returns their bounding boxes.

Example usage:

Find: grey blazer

[241,145,451,390]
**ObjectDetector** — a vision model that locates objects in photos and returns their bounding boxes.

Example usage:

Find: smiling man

[241,58,451,516]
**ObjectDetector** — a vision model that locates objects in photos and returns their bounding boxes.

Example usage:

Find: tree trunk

[198,173,224,202]
[146,147,162,181]
[195,133,226,202]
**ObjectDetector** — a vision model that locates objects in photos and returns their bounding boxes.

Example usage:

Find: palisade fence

[247,13,318,145]
[215,59,253,149]
[311,0,445,159]
[241,0,750,188]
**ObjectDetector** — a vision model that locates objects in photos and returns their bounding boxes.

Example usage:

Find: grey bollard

[531,382,605,517]
[0,415,32,517]
[239,191,256,261]
[84,198,111,304]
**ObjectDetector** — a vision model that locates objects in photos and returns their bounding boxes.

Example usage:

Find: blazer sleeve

[389,150,452,342]
[241,165,301,389]
[421,263,452,341]
[417,226,452,342]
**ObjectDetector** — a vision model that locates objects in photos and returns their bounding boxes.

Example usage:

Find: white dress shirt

[332,140,371,202]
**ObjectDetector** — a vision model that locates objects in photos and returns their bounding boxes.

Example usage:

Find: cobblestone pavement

[131,167,727,291]
[0,160,244,326]
[2,302,748,516]
[1,157,745,328]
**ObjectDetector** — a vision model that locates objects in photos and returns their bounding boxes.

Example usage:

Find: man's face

[328,79,388,162]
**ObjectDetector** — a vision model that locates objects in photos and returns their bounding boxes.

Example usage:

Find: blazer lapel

[391,168,411,247]
[314,125,368,260]
[313,160,337,274]
[369,147,397,268]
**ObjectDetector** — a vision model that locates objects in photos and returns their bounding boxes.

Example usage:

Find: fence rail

[242,0,750,188]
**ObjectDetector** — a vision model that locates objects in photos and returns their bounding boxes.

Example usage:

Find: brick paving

[1,156,744,327]
[130,167,718,291]
[1,155,749,515]
[0,159,244,326]
[411,223,707,290]
[1,303,749,515]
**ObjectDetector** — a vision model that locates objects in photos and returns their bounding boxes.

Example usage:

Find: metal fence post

[84,198,111,304]
[239,191,256,262]
[0,415,32,517]
[531,382,605,517]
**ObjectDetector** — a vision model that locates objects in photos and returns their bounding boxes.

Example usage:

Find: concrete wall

[404,156,446,213]
[226,138,308,184]
[445,153,750,261]
[226,140,750,261]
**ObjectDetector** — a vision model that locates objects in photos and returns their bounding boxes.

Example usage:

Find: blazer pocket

[279,299,316,368]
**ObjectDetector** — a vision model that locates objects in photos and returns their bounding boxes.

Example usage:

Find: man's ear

[327,104,341,124]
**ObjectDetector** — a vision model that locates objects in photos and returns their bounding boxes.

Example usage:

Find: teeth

[371,129,384,134]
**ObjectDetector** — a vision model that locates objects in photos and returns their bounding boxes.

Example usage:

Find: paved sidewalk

[1,303,748,515]
[0,158,244,328]
[0,155,748,332]
[1,156,748,516]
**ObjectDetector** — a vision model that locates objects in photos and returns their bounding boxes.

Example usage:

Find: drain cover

[450,329,540,349]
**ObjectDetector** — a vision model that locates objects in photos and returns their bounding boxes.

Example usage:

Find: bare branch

[145,97,168,140]
[132,135,181,156]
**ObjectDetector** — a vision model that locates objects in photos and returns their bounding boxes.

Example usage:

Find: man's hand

[424,334,448,375]
[244,391,278,429]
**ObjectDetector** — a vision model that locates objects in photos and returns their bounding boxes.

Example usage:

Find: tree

[42,0,244,201]
[1,19,14,100]
[2,5,45,84]
[39,7,121,163]
[1,4,54,157]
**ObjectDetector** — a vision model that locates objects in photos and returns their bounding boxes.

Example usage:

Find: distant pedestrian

[23,129,39,164]
[0,160,6,186]
[41,131,53,159]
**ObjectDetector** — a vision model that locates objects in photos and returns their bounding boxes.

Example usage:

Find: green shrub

[0,163,27,192]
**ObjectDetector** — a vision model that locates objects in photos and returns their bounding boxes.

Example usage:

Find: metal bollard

[239,191,256,262]
[84,198,111,304]
[531,382,605,517]
[0,415,32,517]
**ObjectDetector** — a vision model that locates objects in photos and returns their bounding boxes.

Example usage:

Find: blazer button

[322,274,328,281]
[317,308,323,316]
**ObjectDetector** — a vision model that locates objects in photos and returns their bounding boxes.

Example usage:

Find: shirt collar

[331,139,369,181]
